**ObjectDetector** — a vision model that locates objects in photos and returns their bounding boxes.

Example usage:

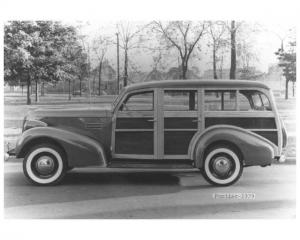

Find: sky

[72,20,296,75]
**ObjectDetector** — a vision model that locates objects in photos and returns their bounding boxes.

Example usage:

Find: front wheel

[23,144,67,186]
[202,146,243,186]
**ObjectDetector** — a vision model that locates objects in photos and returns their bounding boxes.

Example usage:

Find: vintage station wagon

[9,80,287,186]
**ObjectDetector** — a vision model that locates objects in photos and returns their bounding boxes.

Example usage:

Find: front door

[112,90,158,159]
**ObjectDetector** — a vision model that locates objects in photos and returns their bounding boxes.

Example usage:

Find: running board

[109,159,195,169]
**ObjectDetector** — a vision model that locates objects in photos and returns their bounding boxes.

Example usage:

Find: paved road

[4,162,296,219]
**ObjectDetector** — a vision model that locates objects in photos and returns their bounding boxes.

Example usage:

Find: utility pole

[229,20,236,80]
[116,32,120,94]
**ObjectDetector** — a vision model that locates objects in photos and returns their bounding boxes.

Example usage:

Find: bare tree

[92,35,110,95]
[226,21,245,79]
[238,39,258,70]
[116,22,148,87]
[217,45,228,79]
[152,21,206,80]
[77,34,92,102]
[207,21,227,79]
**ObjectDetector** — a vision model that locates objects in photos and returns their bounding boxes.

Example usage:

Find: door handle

[147,119,156,122]
[192,119,201,122]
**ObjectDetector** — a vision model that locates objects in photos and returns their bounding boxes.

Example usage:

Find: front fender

[15,127,107,167]
[189,125,277,168]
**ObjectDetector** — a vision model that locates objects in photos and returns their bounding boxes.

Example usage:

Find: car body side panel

[189,125,277,168]
[15,127,107,167]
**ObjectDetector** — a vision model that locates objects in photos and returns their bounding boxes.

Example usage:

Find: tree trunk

[181,60,187,80]
[79,77,82,96]
[292,81,295,97]
[68,80,71,100]
[285,79,289,99]
[180,60,195,110]
[35,79,38,102]
[116,33,120,94]
[230,20,236,80]
[26,76,31,105]
[98,61,102,96]
[92,76,95,95]
[41,80,45,96]
[72,79,75,93]
[220,55,224,79]
[213,44,218,79]
[124,49,128,87]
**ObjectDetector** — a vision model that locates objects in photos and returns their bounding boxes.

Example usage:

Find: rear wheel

[202,145,243,186]
[23,144,67,186]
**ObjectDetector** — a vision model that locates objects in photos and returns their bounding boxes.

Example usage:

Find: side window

[164,90,197,111]
[205,90,236,111]
[260,94,272,110]
[252,93,263,108]
[239,90,272,111]
[120,91,153,111]
[238,92,252,111]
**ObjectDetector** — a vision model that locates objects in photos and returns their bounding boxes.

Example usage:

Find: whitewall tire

[202,146,243,186]
[23,144,66,185]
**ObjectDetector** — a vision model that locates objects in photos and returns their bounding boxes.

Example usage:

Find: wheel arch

[203,140,244,163]
[189,125,276,168]
[16,127,108,167]
[18,136,66,160]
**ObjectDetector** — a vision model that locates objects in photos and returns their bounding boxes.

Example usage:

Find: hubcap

[212,156,232,176]
[35,156,55,175]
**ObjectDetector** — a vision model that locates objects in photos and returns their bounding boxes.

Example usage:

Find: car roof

[124,79,270,92]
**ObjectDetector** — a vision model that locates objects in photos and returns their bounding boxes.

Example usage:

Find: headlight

[23,117,47,132]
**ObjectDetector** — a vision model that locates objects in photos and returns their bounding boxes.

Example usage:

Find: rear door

[161,89,201,159]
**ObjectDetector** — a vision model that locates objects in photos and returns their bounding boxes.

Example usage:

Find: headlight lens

[23,118,47,132]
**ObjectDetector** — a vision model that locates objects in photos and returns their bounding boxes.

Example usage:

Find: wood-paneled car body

[9,80,287,186]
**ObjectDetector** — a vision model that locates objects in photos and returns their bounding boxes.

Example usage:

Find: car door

[112,89,158,159]
[161,89,201,159]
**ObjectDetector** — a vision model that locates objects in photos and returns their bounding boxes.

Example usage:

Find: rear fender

[188,125,277,168]
[15,127,107,167]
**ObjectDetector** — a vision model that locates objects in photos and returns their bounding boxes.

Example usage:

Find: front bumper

[5,148,16,161]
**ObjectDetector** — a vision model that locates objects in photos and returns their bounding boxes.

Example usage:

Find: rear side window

[164,90,197,111]
[205,90,237,111]
[239,90,272,111]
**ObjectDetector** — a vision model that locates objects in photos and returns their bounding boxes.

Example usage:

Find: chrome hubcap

[35,156,55,175]
[213,157,232,175]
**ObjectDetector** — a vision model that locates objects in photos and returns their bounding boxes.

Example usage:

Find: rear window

[239,90,272,111]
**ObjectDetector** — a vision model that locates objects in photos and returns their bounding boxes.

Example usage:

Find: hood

[23,105,113,133]
[27,105,112,120]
